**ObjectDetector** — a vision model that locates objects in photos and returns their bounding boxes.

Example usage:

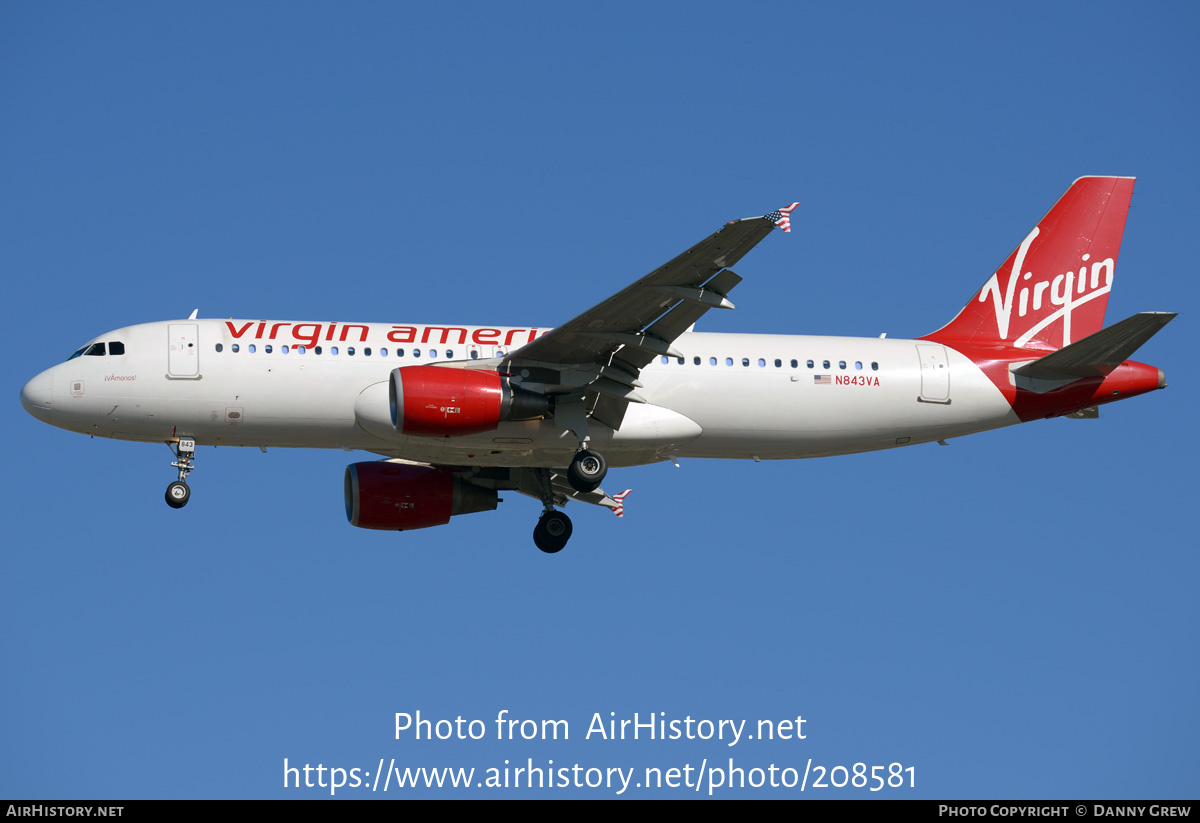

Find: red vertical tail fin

[925,176,1135,351]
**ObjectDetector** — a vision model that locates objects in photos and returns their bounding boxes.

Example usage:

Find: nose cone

[20,370,54,422]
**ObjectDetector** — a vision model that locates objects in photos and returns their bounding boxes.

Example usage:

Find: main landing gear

[533,509,573,554]
[530,448,611,552]
[528,466,574,554]
[567,448,607,493]
[553,398,608,494]
[164,437,196,509]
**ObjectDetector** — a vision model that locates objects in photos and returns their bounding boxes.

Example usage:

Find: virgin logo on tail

[978,226,1115,348]
[925,176,1134,352]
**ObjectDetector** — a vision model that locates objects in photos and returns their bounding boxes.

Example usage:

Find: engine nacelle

[345,462,498,530]
[389,365,547,437]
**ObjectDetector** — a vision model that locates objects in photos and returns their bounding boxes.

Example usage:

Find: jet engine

[344,461,498,530]
[389,365,547,437]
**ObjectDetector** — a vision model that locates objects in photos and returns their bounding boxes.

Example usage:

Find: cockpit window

[67,340,125,361]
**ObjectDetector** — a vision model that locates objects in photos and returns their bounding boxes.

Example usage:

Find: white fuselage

[22,319,1020,468]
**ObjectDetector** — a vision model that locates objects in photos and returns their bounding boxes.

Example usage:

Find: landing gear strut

[567,449,607,493]
[533,509,573,554]
[165,437,196,509]
[554,397,608,494]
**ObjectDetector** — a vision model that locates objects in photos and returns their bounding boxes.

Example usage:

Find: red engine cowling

[344,462,498,531]
[389,365,547,437]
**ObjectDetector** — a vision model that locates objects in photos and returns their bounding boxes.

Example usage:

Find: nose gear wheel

[164,437,197,509]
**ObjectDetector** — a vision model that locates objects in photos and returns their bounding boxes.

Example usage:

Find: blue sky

[3,2,1196,798]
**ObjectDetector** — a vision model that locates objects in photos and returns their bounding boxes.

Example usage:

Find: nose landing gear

[165,480,190,508]
[165,437,196,509]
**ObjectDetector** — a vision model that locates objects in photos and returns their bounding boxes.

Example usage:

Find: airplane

[20,177,1175,553]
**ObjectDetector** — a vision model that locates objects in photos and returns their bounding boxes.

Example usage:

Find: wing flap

[590,393,629,430]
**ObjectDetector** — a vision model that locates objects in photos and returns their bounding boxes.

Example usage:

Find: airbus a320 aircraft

[21,177,1174,553]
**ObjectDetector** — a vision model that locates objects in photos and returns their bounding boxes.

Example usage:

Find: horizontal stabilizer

[1012,312,1175,393]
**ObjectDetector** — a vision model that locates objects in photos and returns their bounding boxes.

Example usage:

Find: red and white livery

[20,177,1174,552]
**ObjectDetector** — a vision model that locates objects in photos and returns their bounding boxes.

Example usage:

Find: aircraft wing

[501,205,796,428]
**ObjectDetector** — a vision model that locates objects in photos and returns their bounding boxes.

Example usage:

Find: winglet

[767,202,800,232]
[611,489,632,518]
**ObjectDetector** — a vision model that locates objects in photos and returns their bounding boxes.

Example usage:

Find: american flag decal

[766,202,800,233]
[611,489,632,518]
[814,374,831,385]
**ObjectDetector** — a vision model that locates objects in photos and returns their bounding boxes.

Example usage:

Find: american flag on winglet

[611,489,632,518]
[766,202,800,232]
